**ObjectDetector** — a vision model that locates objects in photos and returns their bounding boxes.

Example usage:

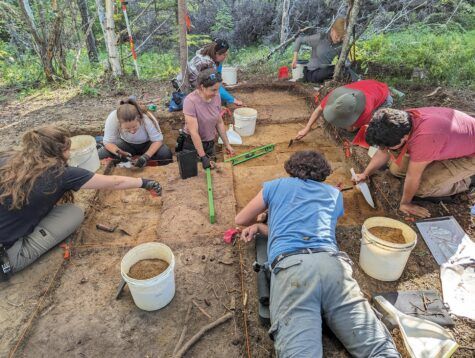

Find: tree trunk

[104,0,122,76]
[177,0,188,90]
[280,0,290,44]
[94,0,111,70]
[333,0,361,81]
[77,0,99,63]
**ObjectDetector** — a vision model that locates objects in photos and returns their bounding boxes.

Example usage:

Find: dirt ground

[0,80,474,357]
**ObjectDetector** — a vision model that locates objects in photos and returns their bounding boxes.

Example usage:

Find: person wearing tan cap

[295,80,392,139]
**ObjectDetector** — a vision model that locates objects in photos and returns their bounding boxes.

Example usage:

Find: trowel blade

[357,182,375,208]
[350,168,375,208]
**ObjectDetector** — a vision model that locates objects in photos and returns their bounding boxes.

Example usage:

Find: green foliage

[356,27,475,88]
[211,4,233,34]
[121,48,179,80]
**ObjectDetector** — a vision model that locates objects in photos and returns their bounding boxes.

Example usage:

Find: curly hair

[197,68,222,88]
[284,151,331,182]
[366,108,412,148]
[0,125,72,210]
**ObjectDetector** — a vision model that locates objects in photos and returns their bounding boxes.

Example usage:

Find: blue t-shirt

[262,177,344,264]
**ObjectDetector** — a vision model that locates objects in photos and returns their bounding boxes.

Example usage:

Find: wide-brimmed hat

[323,87,366,128]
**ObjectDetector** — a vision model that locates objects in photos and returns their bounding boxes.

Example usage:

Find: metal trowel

[350,168,375,208]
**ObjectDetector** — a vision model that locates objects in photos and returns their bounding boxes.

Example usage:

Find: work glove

[200,155,211,170]
[134,154,150,168]
[141,179,162,196]
[115,149,132,162]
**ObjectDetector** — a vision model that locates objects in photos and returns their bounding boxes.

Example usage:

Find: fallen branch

[192,299,212,320]
[174,313,233,358]
[172,303,193,356]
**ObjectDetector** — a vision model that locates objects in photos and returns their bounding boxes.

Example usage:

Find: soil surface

[1,80,474,357]
[369,227,406,244]
[128,259,169,280]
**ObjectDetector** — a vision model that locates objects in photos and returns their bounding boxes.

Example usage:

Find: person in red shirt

[295,80,391,139]
[353,107,475,218]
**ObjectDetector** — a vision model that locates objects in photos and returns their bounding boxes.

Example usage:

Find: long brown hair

[200,39,229,62]
[116,97,161,132]
[0,126,72,210]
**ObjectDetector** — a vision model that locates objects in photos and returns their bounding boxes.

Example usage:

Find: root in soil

[368,227,406,244]
[128,259,169,280]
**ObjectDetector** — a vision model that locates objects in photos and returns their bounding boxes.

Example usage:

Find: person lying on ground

[98,97,173,167]
[187,38,244,106]
[295,79,391,138]
[292,18,346,83]
[180,68,236,170]
[235,151,400,357]
[353,107,475,218]
[0,126,163,277]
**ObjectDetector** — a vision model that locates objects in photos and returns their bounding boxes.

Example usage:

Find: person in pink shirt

[353,107,475,218]
[181,68,235,169]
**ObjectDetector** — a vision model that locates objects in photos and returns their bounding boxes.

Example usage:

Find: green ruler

[224,144,275,166]
[205,168,215,224]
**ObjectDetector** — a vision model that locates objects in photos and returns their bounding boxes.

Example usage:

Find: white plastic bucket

[292,63,305,80]
[359,217,417,281]
[234,107,258,137]
[221,66,237,85]
[121,242,176,311]
[68,135,100,172]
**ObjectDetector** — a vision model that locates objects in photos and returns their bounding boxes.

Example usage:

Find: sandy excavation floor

[1,84,474,357]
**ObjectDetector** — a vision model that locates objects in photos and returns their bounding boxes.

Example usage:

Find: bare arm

[296,105,323,140]
[216,116,230,147]
[104,143,123,156]
[80,174,142,190]
[235,190,267,226]
[185,115,206,157]
[354,149,390,183]
[399,160,431,218]
[144,141,162,158]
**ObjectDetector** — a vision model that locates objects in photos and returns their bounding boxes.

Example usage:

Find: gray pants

[7,204,84,273]
[269,252,400,358]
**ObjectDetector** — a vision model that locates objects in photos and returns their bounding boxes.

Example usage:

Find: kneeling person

[99,97,173,167]
[0,126,163,276]
[235,151,399,357]
[354,107,475,218]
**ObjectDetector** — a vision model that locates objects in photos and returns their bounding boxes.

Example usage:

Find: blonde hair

[331,17,346,39]
[0,126,72,210]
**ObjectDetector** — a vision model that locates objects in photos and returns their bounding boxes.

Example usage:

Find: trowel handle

[350,168,357,180]
[373,296,402,322]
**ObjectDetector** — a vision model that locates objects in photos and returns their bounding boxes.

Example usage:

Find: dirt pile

[369,227,406,244]
[128,259,169,280]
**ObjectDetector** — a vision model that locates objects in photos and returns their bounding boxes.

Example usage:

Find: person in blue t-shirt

[235,151,399,358]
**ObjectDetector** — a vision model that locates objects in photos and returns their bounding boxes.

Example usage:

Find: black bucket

[177,150,198,179]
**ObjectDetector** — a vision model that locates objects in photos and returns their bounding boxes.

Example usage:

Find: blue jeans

[269,252,400,357]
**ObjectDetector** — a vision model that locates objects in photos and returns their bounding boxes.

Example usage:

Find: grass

[1,26,474,99]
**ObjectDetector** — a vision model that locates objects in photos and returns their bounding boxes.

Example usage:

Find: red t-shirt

[320,80,389,128]
[406,107,475,162]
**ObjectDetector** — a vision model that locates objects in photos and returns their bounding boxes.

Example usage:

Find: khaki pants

[7,204,84,273]
[389,156,475,197]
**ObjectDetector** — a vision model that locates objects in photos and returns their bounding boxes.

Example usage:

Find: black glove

[134,154,150,168]
[141,179,162,196]
[200,155,211,170]
[115,149,132,162]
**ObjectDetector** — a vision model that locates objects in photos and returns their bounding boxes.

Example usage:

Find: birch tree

[18,0,69,81]
[333,0,361,80]
[177,0,188,89]
[280,0,291,44]
[104,0,122,76]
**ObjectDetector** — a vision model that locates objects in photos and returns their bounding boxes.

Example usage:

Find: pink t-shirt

[183,90,221,141]
[407,107,475,162]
